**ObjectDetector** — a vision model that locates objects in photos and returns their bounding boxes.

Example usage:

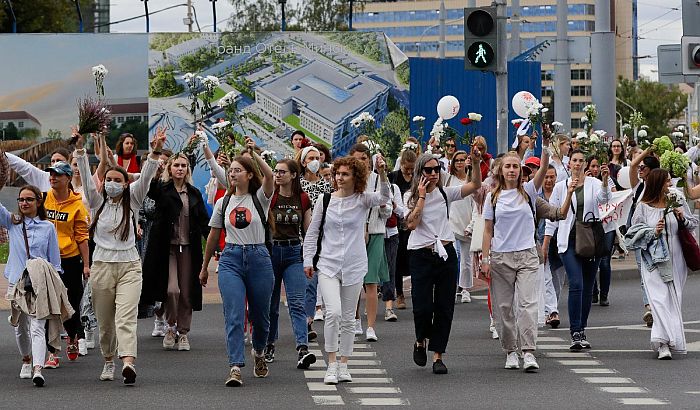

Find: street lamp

[210,0,218,32]
[142,0,150,33]
[416,17,464,57]
[616,96,639,140]
[279,0,287,31]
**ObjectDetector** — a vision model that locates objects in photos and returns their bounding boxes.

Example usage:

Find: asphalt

[0,274,699,409]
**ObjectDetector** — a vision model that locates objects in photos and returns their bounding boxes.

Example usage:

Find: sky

[0,35,148,133]
[107,0,686,82]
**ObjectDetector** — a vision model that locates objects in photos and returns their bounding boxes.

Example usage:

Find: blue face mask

[104,181,125,198]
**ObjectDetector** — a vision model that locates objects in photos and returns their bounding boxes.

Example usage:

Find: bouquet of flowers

[352,112,385,155]
[551,121,564,133]
[459,112,482,146]
[200,75,220,119]
[651,135,674,156]
[77,97,111,135]
[671,131,684,143]
[182,129,207,156]
[412,116,426,140]
[578,131,609,163]
[525,99,548,129]
[637,125,653,148]
[91,64,108,97]
[210,119,238,159]
[182,73,202,122]
[660,150,690,186]
[582,104,598,133]
[664,189,683,216]
[261,150,277,168]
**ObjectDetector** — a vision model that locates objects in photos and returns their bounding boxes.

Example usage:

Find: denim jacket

[624,223,672,282]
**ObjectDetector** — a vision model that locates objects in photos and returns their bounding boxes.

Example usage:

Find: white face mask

[105,181,125,198]
[307,159,321,174]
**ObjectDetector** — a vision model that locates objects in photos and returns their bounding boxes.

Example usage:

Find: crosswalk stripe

[600,387,648,393]
[351,377,394,384]
[347,387,402,394]
[557,360,602,366]
[305,369,387,378]
[355,398,410,406]
[347,360,382,366]
[350,351,377,357]
[312,396,345,405]
[571,368,618,374]
[537,337,566,342]
[583,377,634,384]
[537,344,571,350]
[617,398,668,405]
[307,382,337,391]
[544,352,592,358]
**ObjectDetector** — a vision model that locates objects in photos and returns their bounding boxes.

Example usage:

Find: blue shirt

[1,204,62,285]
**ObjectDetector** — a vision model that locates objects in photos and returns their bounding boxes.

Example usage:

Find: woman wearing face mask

[404,150,481,374]
[263,159,316,369]
[114,133,141,174]
[2,185,63,387]
[545,149,611,351]
[297,145,333,340]
[141,148,211,353]
[200,138,275,387]
[73,130,164,384]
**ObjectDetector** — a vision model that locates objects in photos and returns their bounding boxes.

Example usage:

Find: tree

[107,119,149,151]
[227,0,281,31]
[18,128,40,139]
[226,0,355,31]
[149,68,185,98]
[2,122,19,140]
[47,129,63,140]
[0,0,95,33]
[616,77,688,139]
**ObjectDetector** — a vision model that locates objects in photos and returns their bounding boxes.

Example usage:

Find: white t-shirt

[405,186,463,251]
[209,187,272,245]
[442,174,473,240]
[483,180,539,253]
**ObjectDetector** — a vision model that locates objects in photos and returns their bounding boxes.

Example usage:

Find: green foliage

[616,77,688,140]
[221,32,267,50]
[149,33,198,51]
[2,122,19,140]
[149,68,185,98]
[225,0,351,31]
[0,0,93,33]
[198,87,227,102]
[18,128,40,139]
[47,129,63,140]
[107,119,149,152]
[395,61,410,87]
[325,32,385,63]
[378,109,410,163]
[179,47,219,73]
[0,243,8,264]
[247,113,276,132]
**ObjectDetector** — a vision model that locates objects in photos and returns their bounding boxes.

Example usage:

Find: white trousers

[318,273,363,358]
[457,238,474,289]
[15,312,47,368]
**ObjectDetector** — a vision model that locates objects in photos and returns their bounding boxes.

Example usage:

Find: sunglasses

[17,197,37,203]
[454,159,466,163]
[445,143,456,148]
[272,169,288,175]
[422,165,442,174]
[639,165,647,171]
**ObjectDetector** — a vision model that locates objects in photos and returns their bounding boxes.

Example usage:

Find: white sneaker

[151,319,166,337]
[505,352,520,369]
[338,363,352,382]
[366,327,378,342]
[491,328,499,339]
[354,319,363,335]
[178,334,191,351]
[324,362,339,385]
[163,328,177,350]
[314,309,325,322]
[85,330,96,349]
[78,338,88,356]
[523,352,539,372]
[461,290,472,303]
[658,344,672,360]
[32,368,45,387]
[100,361,115,381]
[20,363,32,379]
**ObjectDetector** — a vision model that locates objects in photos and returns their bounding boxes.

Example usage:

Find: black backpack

[220,192,272,254]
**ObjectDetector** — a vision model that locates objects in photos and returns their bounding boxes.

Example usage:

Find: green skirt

[365,233,389,285]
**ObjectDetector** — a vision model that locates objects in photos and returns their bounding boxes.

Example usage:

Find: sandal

[548,313,560,329]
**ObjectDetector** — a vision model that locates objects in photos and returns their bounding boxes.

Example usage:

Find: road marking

[305,369,387,378]
[581,320,700,331]
[600,387,648,393]
[538,344,572,350]
[544,352,592,358]
[351,378,394,383]
[583,377,634,384]
[347,360,382,366]
[310,360,328,368]
[537,336,566,342]
[571,368,618,374]
[558,360,602,366]
[592,349,651,353]
[470,295,488,300]
[350,351,377,357]
[312,396,345,405]
[308,382,338,391]
[617,398,668,405]
[347,387,402,394]
[355,398,410,406]
[351,344,371,349]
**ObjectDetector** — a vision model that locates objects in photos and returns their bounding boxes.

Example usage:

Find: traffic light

[681,36,700,75]
[464,6,498,72]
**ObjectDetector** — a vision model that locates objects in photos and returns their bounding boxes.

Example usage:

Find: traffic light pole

[495,0,508,154]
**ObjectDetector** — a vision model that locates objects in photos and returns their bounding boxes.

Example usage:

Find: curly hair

[332,156,369,194]
[115,133,137,156]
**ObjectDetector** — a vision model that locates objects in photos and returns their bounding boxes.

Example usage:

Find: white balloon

[437,95,460,120]
[512,91,536,118]
[617,166,632,189]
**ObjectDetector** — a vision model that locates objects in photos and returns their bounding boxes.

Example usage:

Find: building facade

[106,98,149,127]
[353,0,635,131]
[0,111,41,133]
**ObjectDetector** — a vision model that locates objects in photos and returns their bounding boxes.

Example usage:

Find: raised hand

[417,176,428,198]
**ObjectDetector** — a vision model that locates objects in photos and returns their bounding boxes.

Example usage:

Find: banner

[598,190,634,232]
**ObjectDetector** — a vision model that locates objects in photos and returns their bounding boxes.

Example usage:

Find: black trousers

[48,255,85,353]
[409,244,458,354]
[395,229,411,297]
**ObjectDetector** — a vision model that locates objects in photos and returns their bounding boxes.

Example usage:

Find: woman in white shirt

[481,140,551,372]
[442,150,473,303]
[545,149,611,351]
[200,138,275,387]
[404,151,481,375]
[74,130,164,385]
[303,155,390,385]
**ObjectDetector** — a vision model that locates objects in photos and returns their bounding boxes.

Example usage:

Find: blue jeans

[305,272,318,319]
[593,230,616,298]
[560,235,599,334]
[218,244,274,367]
[267,244,308,348]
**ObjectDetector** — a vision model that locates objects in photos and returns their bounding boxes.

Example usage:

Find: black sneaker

[264,344,275,363]
[308,323,317,342]
[580,331,591,349]
[432,359,448,374]
[592,293,599,304]
[599,296,610,306]
[297,346,317,369]
[570,332,583,351]
[413,340,427,367]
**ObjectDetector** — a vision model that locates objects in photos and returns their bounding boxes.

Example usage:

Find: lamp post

[211,0,218,32]
[416,17,463,58]
[616,96,638,140]
[279,0,287,31]
[4,0,17,33]
[348,0,354,31]
[74,0,83,33]
[142,0,150,33]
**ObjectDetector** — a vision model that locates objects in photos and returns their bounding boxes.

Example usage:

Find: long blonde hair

[490,152,530,207]
[160,153,193,184]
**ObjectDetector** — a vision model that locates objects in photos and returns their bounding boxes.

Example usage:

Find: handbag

[469,215,485,252]
[574,212,606,258]
[675,213,700,271]
[21,220,34,294]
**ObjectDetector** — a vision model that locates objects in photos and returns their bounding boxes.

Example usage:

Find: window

[541,86,553,97]
[571,69,591,80]
[541,71,554,81]
[571,118,583,129]
[118,117,125,123]
[18,121,24,128]
[571,86,591,96]
[571,102,587,112]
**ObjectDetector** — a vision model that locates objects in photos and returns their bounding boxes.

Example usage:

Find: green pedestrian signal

[464,7,498,72]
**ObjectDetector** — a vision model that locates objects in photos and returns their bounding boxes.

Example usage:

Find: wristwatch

[482,256,490,264]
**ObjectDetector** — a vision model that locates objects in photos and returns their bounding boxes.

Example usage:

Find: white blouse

[404,185,463,259]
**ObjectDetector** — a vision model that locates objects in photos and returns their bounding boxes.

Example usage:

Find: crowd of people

[1,124,697,388]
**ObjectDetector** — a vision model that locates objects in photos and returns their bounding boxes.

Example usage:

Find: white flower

[211,120,231,130]
[551,121,563,128]
[402,142,418,151]
[576,131,588,140]
[641,125,649,130]
[589,135,600,143]
[412,116,425,122]
[217,91,238,108]
[677,125,686,132]
[361,139,380,154]
[182,72,194,82]
[92,64,108,76]
[581,115,589,123]
[541,108,549,113]
[672,131,684,138]
[622,124,632,131]
[511,119,523,125]
[468,112,483,122]
[594,130,607,137]
[638,130,648,138]
[351,112,375,127]
[261,150,276,160]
